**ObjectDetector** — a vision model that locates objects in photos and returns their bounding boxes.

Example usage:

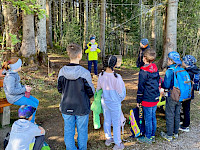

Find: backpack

[170,66,192,102]
[193,73,200,91]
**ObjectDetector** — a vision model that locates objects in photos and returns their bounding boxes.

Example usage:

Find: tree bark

[83,0,88,49]
[162,0,178,68]
[58,0,63,42]
[46,0,53,48]
[20,13,36,58]
[99,0,106,59]
[151,0,157,50]
[52,0,57,43]
[35,0,47,65]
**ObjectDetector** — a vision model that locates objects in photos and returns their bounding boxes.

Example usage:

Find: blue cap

[18,105,36,119]
[168,51,182,65]
[90,37,95,41]
[140,38,149,45]
[183,55,197,67]
[9,59,22,71]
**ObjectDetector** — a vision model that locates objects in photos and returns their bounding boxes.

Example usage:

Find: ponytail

[2,61,10,70]
[2,57,19,70]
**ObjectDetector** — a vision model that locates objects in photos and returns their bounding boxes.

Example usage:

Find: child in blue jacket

[161,51,183,141]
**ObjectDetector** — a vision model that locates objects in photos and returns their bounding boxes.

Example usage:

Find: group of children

[1,37,199,150]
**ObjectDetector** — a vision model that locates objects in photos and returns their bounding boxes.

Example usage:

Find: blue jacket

[137,63,160,103]
[3,70,26,104]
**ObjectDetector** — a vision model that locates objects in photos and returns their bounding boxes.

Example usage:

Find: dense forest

[0,0,199,68]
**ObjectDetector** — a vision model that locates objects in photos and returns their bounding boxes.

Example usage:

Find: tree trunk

[99,0,106,59]
[58,0,63,43]
[151,0,157,50]
[162,0,178,68]
[46,0,53,48]
[52,1,57,43]
[20,13,36,58]
[2,1,19,52]
[0,1,3,35]
[83,0,88,49]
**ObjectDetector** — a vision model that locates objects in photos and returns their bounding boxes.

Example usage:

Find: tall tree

[46,0,53,48]
[35,0,47,64]
[99,0,106,58]
[83,0,88,49]
[162,0,178,68]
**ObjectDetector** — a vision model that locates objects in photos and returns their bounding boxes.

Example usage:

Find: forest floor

[0,53,200,150]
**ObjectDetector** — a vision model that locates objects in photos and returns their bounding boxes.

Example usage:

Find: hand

[160,88,164,96]
[38,126,45,134]
[90,48,92,50]
[137,103,141,108]
[25,85,32,92]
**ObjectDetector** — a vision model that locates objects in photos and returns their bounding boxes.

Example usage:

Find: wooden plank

[0,79,3,87]
[0,106,10,126]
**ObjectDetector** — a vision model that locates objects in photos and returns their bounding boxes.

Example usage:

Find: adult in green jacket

[85,35,101,75]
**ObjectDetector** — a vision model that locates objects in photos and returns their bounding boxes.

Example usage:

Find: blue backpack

[193,73,200,91]
[170,66,192,102]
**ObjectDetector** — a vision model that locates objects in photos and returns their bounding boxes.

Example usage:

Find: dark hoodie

[137,63,160,107]
[136,45,150,68]
[185,65,200,99]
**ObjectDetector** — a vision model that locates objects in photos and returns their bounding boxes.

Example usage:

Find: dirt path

[0,55,200,150]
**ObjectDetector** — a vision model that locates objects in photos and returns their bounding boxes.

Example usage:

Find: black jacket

[137,63,160,103]
[185,65,200,99]
[57,64,95,116]
[136,45,150,68]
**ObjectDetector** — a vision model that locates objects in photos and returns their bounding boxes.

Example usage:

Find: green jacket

[85,42,101,61]
[91,89,103,129]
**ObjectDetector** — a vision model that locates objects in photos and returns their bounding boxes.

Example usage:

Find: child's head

[90,35,96,43]
[67,43,82,60]
[182,55,197,68]
[143,49,156,64]
[18,105,36,121]
[168,51,182,66]
[102,55,118,78]
[2,57,22,72]
[140,38,149,48]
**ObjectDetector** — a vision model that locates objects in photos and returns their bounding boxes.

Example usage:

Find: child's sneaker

[179,126,190,132]
[160,131,172,142]
[151,136,155,143]
[105,138,114,146]
[173,133,179,139]
[113,143,125,150]
[137,136,152,144]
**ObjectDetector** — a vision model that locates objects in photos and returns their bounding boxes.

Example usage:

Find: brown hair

[2,57,19,70]
[67,43,82,59]
[143,49,156,63]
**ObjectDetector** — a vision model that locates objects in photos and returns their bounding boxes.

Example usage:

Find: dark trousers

[182,99,191,127]
[33,135,45,150]
[88,60,98,75]
[165,97,181,136]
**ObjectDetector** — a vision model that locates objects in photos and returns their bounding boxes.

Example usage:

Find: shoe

[113,143,125,150]
[173,133,178,139]
[105,138,114,146]
[137,136,152,144]
[160,131,172,142]
[151,136,155,143]
[179,126,190,132]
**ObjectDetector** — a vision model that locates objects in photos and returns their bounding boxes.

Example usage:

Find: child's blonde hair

[2,57,19,70]
[143,49,156,63]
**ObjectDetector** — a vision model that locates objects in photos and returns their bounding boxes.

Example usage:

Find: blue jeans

[143,105,157,139]
[62,114,89,150]
[88,60,98,75]
[14,96,39,123]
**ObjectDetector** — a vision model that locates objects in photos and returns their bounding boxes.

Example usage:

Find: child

[96,55,126,150]
[6,105,45,150]
[180,55,200,132]
[2,57,39,123]
[136,38,150,68]
[161,51,185,141]
[136,49,160,144]
[57,43,95,150]
[85,35,101,75]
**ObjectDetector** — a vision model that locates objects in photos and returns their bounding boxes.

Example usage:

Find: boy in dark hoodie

[136,38,151,68]
[57,43,95,150]
[136,49,160,144]
[180,55,200,132]
[6,105,45,150]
